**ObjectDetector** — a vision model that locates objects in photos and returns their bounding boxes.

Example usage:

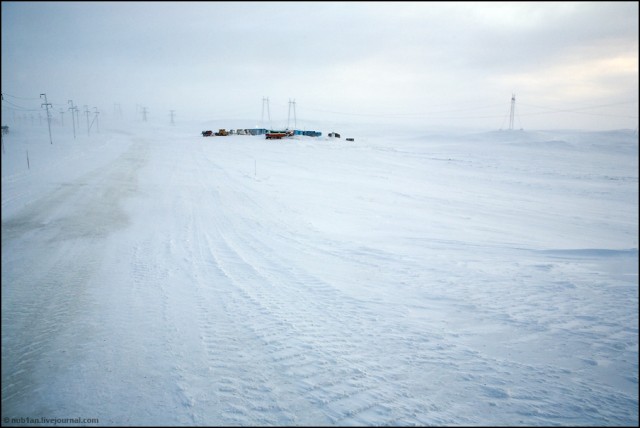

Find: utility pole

[142,107,148,122]
[93,107,100,133]
[59,108,65,127]
[292,99,297,130]
[73,104,79,129]
[261,97,271,128]
[40,93,53,144]
[287,99,297,130]
[170,110,175,125]
[509,93,516,131]
[85,105,90,136]
[68,100,77,139]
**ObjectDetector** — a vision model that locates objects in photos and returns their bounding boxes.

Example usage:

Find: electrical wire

[1,99,41,112]
[518,100,638,118]
[1,93,41,101]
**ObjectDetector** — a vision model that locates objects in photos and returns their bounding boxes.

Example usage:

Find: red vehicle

[266,130,293,140]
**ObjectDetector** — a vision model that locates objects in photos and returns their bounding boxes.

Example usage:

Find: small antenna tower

[292,99,296,129]
[261,97,271,128]
[287,99,297,130]
[509,93,516,130]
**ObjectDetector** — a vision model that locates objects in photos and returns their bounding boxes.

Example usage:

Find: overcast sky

[2,1,638,130]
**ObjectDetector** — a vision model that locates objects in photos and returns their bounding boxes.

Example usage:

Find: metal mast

[509,93,516,130]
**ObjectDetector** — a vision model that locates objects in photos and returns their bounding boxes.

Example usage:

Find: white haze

[1,1,638,131]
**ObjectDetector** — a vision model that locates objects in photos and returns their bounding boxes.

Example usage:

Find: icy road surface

[2,123,638,425]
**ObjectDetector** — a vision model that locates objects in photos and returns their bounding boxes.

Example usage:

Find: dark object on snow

[266,130,294,140]
[202,130,213,137]
[328,132,341,138]
[346,138,354,141]
[1,125,8,135]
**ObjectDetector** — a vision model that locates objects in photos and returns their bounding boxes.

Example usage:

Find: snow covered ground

[2,118,638,426]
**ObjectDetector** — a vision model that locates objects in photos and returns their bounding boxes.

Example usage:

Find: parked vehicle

[266,130,294,140]
[301,130,321,137]
[202,130,213,137]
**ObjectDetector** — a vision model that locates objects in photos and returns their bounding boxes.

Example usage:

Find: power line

[2,93,41,101]
[300,103,507,119]
[300,99,637,121]
[517,100,638,118]
[1,98,40,112]
[521,99,636,111]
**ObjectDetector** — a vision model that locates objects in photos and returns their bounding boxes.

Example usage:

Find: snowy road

[2,124,638,425]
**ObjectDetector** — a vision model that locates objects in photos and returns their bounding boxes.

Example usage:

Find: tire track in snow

[191,139,639,425]
[116,140,206,425]
[202,223,447,425]
[159,146,307,425]
[186,145,455,425]
[74,138,207,425]
[1,138,147,417]
[1,239,101,414]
